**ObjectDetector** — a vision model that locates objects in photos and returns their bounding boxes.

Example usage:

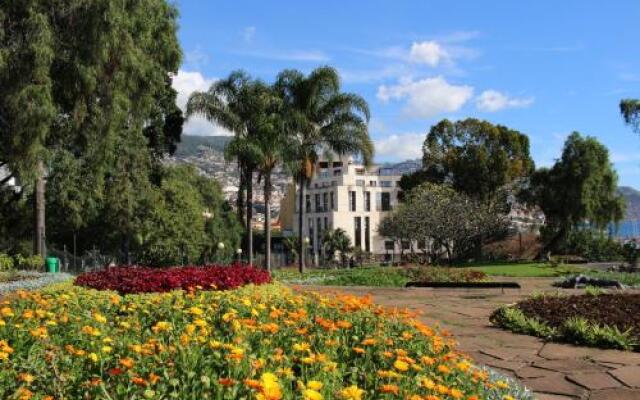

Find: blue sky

[173,1,640,188]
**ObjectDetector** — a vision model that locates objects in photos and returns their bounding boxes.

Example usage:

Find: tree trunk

[246,168,254,266]
[538,226,567,260]
[237,164,246,227]
[264,172,272,272]
[33,160,46,258]
[297,176,306,273]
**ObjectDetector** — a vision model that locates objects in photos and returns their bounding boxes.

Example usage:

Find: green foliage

[562,317,636,351]
[274,267,408,287]
[467,262,583,277]
[620,99,640,133]
[584,286,605,296]
[380,183,509,263]
[403,118,535,201]
[491,306,558,338]
[15,255,44,271]
[406,267,487,283]
[554,229,624,261]
[581,270,640,287]
[528,132,625,253]
[0,253,14,271]
[322,228,353,267]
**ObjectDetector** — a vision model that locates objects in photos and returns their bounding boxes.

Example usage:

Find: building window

[381,181,393,188]
[354,217,362,249]
[378,192,391,211]
[323,192,328,212]
[364,217,370,253]
[324,217,329,232]
[355,168,365,175]
[330,192,335,210]
[401,240,410,250]
[308,218,314,251]
[385,240,395,251]
[305,195,311,213]
[333,169,342,176]
[315,193,321,212]
[364,191,371,212]
[369,180,377,187]
[356,179,365,186]
[349,191,356,211]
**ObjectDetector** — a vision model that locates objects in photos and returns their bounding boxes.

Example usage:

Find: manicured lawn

[273,266,409,287]
[463,262,586,277]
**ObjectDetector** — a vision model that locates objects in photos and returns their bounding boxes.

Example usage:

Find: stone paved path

[298,279,640,400]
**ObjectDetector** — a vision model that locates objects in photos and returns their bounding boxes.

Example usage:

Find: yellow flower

[1,307,14,317]
[18,373,35,384]
[101,346,113,354]
[393,359,409,372]
[93,312,107,324]
[88,352,99,363]
[340,385,365,400]
[303,389,323,400]
[188,307,204,316]
[152,321,171,333]
[306,381,323,391]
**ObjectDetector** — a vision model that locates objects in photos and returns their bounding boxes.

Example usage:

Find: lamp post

[236,248,243,264]
[303,237,310,271]
[217,242,225,264]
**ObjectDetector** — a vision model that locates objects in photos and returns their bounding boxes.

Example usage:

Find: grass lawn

[463,262,586,277]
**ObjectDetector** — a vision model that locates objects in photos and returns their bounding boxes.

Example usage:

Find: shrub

[15,254,44,271]
[0,253,14,271]
[490,306,558,339]
[406,267,487,283]
[562,317,636,351]
[74,263,271,294]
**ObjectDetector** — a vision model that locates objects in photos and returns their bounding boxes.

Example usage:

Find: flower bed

[491,293,640,351]
[74,263,271,294]
[0,272,73,295]
[0,283,531,399]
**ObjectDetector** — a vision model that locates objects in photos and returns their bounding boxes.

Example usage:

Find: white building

[281,156,405,260]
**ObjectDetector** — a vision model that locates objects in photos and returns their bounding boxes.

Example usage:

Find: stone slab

[588,388,640,400]
[523,375,586,397]
[566,372,622,390]
[609,365,640,388]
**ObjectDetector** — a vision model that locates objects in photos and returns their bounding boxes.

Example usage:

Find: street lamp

[217,242,225,264]
[303,237,311,270]
[236,248,243,263]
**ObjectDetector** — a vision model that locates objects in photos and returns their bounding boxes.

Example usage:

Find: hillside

[619,186,640,220]
[173,135,232,158]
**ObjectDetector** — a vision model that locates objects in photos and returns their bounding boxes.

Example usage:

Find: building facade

[280,157,405,259]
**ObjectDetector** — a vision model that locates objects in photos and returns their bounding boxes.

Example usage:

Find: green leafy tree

[187,71,261,265]
[620,99,640,133]
[322,228,353,268]
[401,119,535,201]
[274,66,374,273]
[527,132,625,255]
[0,0,182,256]
[380,183,509,264]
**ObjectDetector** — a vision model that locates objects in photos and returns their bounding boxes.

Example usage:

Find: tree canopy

[379,183,509,264]
[401,118,535,201]
[526,132,625,253]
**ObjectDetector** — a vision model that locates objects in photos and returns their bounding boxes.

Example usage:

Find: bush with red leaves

[74,262,271,294]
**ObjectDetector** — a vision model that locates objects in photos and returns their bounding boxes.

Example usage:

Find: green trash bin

[46,257,59,273]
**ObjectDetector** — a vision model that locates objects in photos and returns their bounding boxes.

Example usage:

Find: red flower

[74,263,271,294]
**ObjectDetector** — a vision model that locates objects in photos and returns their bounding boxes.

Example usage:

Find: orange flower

[119,358,134,369]
[379,384,399,395]
[131,376,147,387]
[218,377,235,386]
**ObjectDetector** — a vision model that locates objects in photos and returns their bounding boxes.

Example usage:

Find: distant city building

[280,156,404,259]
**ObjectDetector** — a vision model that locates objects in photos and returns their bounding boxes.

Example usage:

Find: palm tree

[229,81,288,272]
[322,228,352,268]
[274,66,374,273]
[186,71,259,265]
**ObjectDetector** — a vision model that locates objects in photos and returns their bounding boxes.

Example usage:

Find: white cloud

[475,90,534,112]
[171,70,233,136]
[375,133,424,160]
[409,41,449,67]
[377,76,473,118]
[242,26,256,43]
